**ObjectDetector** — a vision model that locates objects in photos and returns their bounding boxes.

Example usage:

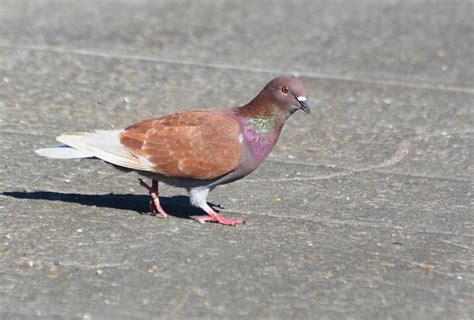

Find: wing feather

[119,110,241,179]
[57,130,155,172]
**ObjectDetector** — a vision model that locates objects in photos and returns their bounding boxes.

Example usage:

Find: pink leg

[196,206,244,226]
[138,179,169,219]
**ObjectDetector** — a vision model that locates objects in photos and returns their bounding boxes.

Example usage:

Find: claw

[196,212,244,226]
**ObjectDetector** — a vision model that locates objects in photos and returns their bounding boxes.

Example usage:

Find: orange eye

[281,85,289,94]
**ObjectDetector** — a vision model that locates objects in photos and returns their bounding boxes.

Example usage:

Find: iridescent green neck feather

[234,100,289,162]
[246,114,277,134]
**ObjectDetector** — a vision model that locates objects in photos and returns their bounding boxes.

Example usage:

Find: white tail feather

[36,130,154,172]
[35,145,93,159]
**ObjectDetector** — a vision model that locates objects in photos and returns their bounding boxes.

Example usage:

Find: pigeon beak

[296,96,310,113]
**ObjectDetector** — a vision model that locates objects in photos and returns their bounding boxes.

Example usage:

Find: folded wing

[119,109,242,179]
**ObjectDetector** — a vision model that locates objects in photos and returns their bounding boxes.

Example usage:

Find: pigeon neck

[236,95,289,128]
[234,98,288,163]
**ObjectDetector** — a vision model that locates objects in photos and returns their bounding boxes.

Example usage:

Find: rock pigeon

[36,76,310,225]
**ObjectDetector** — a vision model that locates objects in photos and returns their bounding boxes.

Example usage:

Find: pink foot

[196,211,244,226]
[138,179,169,219]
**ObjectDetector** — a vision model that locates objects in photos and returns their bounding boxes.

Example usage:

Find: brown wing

[119,110,241,179]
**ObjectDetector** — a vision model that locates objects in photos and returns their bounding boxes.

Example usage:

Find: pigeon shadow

[1,191,216,220]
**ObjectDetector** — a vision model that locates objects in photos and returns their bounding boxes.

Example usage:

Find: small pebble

[45,266,58,277]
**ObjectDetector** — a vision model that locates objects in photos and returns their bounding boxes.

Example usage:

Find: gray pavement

[0,0,473,319]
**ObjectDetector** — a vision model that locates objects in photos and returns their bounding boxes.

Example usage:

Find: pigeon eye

[281,86,289,94]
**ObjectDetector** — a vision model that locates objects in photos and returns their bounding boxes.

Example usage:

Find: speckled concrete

[0,0,472,319]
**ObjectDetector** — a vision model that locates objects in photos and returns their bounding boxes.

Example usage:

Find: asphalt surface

[0,0,473,319]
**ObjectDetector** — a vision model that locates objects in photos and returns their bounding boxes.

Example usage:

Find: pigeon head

[264,76,310,114]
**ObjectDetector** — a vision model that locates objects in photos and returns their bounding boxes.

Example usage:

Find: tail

[35,132,93,159]
[35,131,152,172]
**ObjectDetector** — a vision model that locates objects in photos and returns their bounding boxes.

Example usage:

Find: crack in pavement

[1,42,473,93]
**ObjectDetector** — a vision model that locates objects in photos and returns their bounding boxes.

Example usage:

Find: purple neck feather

[234,97,289,163]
